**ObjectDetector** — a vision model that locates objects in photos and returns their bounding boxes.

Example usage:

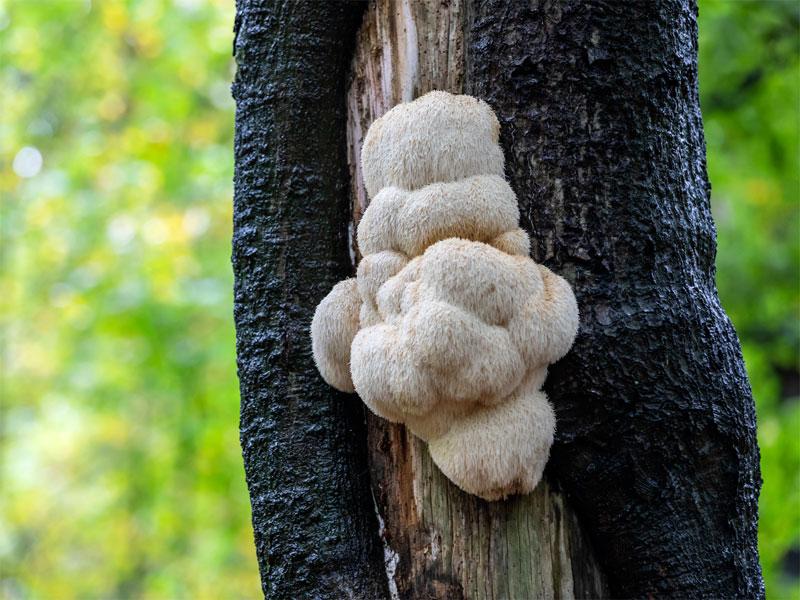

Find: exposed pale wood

[347,0,465,248]
[345,1,607,597]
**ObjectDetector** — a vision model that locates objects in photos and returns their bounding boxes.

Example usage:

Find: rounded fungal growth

[311,91,579,501]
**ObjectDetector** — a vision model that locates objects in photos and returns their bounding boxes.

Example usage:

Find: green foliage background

[0,0,797,598]
[700,2,800,597]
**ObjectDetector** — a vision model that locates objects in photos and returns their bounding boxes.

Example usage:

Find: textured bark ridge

[465,0,764,597]
[347,2,606,598]
[231,2,388,597]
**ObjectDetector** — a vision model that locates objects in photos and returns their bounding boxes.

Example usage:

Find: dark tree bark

[233,0,764,598]
[231,1,388,598]
[466,0,764,597]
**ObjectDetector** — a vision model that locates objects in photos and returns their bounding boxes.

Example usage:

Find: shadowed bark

[466,0,764,597]
[231,1,388,597]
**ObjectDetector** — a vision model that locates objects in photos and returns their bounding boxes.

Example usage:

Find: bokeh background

[1,0,797,598]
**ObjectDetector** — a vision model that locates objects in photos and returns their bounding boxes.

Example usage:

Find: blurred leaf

[1,0,258,597]
[700,1,800,598]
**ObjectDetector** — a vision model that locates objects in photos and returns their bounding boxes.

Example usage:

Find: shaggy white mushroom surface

[311,91,578,501]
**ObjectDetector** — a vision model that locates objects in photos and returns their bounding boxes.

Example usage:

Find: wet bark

[465,0,764,597]
[231,1,388,598]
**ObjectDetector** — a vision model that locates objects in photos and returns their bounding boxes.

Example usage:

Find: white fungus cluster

[311,91,579,501]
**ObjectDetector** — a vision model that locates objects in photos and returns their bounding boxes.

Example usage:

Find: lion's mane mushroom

[311,91,578,501]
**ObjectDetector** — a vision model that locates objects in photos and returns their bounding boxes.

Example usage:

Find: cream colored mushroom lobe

[310,90,578,501]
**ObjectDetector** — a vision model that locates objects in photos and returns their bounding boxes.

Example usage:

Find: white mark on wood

[399,0,419,101]
[347,220,357,268]
[379,2,395,105]
[372,488,401,600]
[429,529,441,562]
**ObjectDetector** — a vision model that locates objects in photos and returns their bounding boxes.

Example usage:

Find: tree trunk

[233,0,764,598]
[347,2,606,598]
[231,2,388,597]
[465,0,764,597]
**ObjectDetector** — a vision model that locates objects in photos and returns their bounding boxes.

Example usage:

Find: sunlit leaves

[1,0,258,597]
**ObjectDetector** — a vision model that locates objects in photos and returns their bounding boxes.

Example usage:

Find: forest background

[1,0,798,598]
